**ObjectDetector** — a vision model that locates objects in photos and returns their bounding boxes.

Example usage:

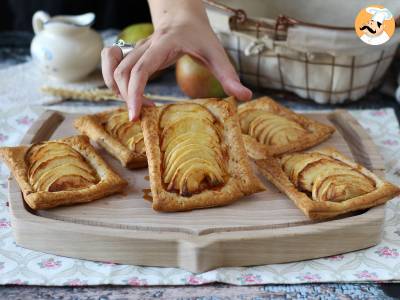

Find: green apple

[176,55,226,98]
[119,23,165,80]
[118,23,154,44]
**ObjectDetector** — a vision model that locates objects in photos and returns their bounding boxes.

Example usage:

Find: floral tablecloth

[0,105,399,286]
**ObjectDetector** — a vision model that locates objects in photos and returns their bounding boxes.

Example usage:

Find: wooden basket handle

[203,0,247,24]
[203,0,400,31]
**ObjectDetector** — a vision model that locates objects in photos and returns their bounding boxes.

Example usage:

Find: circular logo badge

[354,5,395,45]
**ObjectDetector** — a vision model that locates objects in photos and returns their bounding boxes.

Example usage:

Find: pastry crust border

[0,135,127,210]
[238,97,335,159]
[141,97,266,212]
[74,107,147,169]
[256,147,400,220]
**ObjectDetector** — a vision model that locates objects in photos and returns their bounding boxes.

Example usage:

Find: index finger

[101,46,123,94]
[127,46,173,120]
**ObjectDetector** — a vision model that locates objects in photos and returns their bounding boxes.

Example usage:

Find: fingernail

[128,109,134,121]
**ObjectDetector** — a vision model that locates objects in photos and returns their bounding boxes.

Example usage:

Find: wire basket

[205,0,400,104]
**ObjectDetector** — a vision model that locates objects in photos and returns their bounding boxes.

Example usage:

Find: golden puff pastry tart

[0,135,127,210]
[74,107,147,169]
[256,147,400,220]
[141,97,265,212]
[237,97,335,159]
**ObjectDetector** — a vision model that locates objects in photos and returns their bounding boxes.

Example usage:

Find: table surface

[0,31,399,300]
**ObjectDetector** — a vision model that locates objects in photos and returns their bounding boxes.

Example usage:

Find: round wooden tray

[7,109,386,273]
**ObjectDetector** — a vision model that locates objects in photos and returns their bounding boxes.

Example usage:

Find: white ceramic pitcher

[31,11,103,82]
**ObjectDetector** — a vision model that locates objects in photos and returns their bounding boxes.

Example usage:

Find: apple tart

[237,97,335,159]
[256,148,400,220]
[74,107,147,169]
[0,135,127,210]
[141,97,265,212]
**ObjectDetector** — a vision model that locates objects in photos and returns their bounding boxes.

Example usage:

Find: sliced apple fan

[256,148,400,220]
[0,136,127,210]
[141,97,265,212]
[237,97,335,159]
[74,108,147,169]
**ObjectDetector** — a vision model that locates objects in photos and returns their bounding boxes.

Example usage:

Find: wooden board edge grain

[8,176,385,273]
[6,109,388,273]
[21,110,65,145]
[328,109,385,173]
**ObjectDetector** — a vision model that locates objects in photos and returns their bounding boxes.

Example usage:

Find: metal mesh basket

[205,0,400,104]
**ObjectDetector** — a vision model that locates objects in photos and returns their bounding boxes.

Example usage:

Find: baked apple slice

[105,111,128,136]
[164,145,224,184]
[160,103,214,128]
[237,97,335,158]
[270,127,307,146]
[28,154,93,184]
[254,116,291,145]
[161,111,226,196]
[168,158,225,195]
[161,118,221,150]
[281,153,329,186]
[105,111,143,152]
[33,164,97,192]
[27,148,81,177]
[164,143,223,170]
[256,147,400,220]
[239,109,265,133]
[267,120,306,146]
[75,108,147,168]
[162,132,221,155]
[141,98,265,212]
[26,142,75,164]
[248,111,308,147]
[297,159,369,192]
[0,135,127,209]
[312,174,375,202]
[25,141,99,192]
[126,133,145,154]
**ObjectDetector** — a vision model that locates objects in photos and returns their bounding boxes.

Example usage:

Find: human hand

[101,1,252,121]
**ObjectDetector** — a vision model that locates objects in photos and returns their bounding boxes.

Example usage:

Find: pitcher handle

[32,11,50,35]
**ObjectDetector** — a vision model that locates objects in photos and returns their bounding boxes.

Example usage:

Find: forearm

[148,0,209,28]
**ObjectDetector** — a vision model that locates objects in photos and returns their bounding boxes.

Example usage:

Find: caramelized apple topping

[25,141,99,192]
[239,110,308,146]
[280,153,376,202]
[104,111,145,154]
[159,103,227,196]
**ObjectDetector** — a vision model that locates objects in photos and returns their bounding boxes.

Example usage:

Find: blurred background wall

[0,0,152,31]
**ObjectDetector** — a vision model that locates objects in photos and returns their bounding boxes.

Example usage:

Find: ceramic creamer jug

[31,11,103,82]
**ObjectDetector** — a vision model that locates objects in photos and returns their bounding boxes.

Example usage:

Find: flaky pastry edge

[141,97,265,212]
[0,135,127,210]
[74,107,147,169]
[237,96,335,159]
[255,147,400,220]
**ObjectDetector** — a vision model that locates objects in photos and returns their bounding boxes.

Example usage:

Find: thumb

[221,77,253,101]
[205,49,252,101]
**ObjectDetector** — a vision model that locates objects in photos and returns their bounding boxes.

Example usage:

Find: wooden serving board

[7,109,386,273]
